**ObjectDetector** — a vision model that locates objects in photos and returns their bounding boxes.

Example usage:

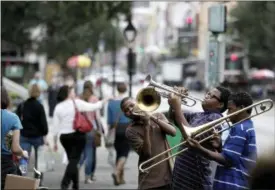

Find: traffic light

[230,53,238,62]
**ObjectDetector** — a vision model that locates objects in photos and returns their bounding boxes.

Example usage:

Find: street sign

[208,4,227,33]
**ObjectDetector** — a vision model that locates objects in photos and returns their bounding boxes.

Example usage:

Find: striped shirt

[213,119,257,190]
[172,111,223,190]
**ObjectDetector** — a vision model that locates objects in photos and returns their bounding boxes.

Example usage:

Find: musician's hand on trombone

[210,131,222,152]
[186,138,203,151]
[173,86,188,96]
[168,93,182,111]
[141,114,151,126]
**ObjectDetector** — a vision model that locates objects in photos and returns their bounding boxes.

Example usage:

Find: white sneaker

[85,179,94,184]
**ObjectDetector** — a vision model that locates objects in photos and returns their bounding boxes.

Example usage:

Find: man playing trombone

[168,86,231,190]
[121,97,177,190]
[187,92,257,190]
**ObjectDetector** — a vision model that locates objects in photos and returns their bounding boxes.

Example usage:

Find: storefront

[1,41,39,85]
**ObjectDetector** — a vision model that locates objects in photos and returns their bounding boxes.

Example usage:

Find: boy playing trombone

[121,97,176,190]
[168,86,231,190]
[187,92,257,190]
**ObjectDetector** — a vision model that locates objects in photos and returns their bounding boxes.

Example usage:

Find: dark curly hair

[228,92,253,114]
[216,86,231,113]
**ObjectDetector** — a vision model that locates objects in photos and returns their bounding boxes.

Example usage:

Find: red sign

[230,53,238,62]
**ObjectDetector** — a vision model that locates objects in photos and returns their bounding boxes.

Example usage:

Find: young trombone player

[168,86,231,190]
[121,97,176,190]
[187,92,257,190]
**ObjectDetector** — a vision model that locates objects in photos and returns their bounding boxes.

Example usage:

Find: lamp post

[111,19,118,96]
[124,16,137,98]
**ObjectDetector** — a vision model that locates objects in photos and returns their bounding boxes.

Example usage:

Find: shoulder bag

[72,99,93,133]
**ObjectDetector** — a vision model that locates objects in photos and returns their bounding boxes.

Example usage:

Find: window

[225,58,243,70]
[5,65,24,78]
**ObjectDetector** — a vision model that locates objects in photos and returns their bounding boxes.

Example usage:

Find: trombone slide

[138,99,274,173]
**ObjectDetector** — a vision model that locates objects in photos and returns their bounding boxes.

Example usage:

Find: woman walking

[1,87,28,189]
[107,83,131,185]
[16,84,48,183]
[79,81,104,183]
[53,85,109,190]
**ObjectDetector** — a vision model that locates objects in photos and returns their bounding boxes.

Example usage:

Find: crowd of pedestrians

[1,71,134,190]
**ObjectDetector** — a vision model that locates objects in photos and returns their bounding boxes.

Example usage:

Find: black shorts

[114,124,131,162]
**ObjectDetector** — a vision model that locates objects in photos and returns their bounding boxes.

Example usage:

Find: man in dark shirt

[121,97,176,190]
[168,86,231,190]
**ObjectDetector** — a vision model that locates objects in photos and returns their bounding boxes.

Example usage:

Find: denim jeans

[20,136,44,169]
[79,132,96,176]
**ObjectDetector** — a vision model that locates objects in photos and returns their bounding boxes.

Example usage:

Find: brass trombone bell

[136,87,161,112]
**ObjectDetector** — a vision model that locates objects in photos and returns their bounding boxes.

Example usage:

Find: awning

[251,69,275,79]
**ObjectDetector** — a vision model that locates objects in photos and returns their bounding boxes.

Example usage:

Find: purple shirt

[172,111,223,190]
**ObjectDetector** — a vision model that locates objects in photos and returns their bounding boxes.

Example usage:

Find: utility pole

[112,19,117,97]
[206,4,227,89]
[123,15,137,98]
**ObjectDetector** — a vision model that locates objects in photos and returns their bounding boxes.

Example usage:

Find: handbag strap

[72,99,78,112]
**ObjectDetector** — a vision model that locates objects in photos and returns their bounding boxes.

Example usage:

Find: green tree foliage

[231,2,275,69]
[1,1,131,64]
[1,2,40,49]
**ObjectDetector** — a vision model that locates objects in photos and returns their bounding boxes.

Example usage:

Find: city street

[42,148,139,189]
[3,1,275,190]
[39,84,274,189]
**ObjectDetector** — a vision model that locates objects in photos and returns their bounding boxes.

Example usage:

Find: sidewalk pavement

[42,147,139,189]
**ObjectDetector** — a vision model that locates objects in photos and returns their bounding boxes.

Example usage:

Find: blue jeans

[79,132,96,176]
[20,136,44,169]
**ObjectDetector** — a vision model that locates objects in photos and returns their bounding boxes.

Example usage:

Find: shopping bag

[37,146,55,172]
[62,152,68,165]
[104,128,115,148]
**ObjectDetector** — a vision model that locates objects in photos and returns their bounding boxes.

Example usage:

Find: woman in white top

[53,85,109,190]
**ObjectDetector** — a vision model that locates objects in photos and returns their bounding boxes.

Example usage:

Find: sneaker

[84,179,94,184]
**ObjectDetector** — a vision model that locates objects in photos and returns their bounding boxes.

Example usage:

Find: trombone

[137,75,203,112]
[138,99,274,173]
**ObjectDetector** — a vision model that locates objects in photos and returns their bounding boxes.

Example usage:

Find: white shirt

[53,99,103,135]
